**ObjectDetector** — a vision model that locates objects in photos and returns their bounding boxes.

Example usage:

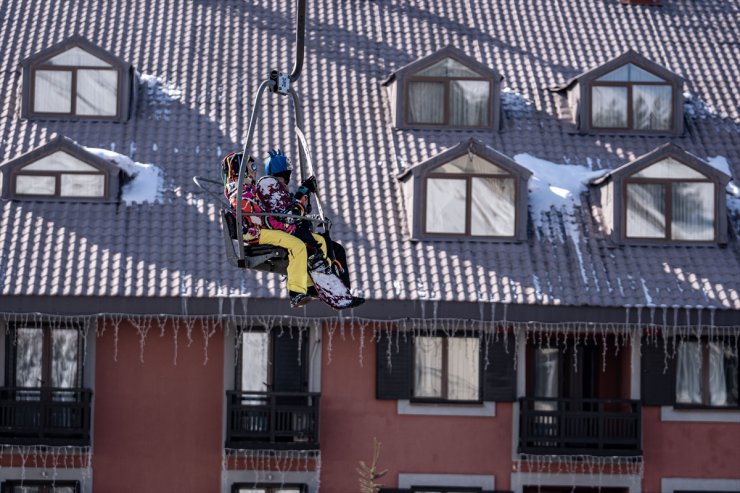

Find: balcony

[226,391,320,450]
[0,387,92,446]
[518,397,642,456]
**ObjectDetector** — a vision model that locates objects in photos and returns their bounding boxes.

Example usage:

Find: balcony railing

[519,397,642,456]
[226,391,320,450]
[0,387,92,446]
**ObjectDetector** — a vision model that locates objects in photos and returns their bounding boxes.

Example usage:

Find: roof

[1,0,739,322]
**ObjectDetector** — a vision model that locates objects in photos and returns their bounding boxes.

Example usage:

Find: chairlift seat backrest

[221,210,288,274]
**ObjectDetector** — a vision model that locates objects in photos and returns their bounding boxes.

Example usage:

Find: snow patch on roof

[86,147,164,204]
[501,87,534,112]
[513,153,606,226]
[140,73,182,121]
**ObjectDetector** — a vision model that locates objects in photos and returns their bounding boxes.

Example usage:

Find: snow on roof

[86,147,164,204]
[514,153,606,226]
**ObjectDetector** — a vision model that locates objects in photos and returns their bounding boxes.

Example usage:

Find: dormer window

[555,51,684,136]
[397,138,531,241]
[591,63,673,131]
[383,47,503,130]
[625,157,716,240]
[591,143,731,245]
[21,36,135,122]
[1,135,122,202]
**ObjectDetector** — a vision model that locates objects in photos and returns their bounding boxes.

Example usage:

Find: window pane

[672,182,715,241]
[241,332,270,393]
[414,336,443,398]
[447,337,480,400]
[416,57,481,77]
[51,329,79,388]
[34,70,72,113]
[534,348,559,411]
[408,81,444,124]
[16,175,56,195]
[23,151,100,172]
[15,328,44,388]
[676,341,703,404]
[591,86,627,128]
[633,85,672,130]
[633,158,707,179]
[708,342,739,407]
[470,177,515,236]
[449,80,489,126]
[76,69,118,116]
[12,487,42,493]
[626,183,665,238]
[434,154,508,175]
[47,47,112,67]
[596,63,665,82]
[425,178,466,234]
[60,174,105,197]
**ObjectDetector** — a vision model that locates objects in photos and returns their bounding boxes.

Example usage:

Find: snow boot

[289,290,311,308]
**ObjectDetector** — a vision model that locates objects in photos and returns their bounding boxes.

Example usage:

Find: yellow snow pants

[257,229,328,294]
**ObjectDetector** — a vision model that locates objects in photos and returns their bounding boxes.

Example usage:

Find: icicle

[172,322,180,366]
[202,319,216,365]
[326,322,335,365]
[358,321,368,368]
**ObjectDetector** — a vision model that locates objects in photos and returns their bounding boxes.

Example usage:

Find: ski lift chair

[193,0,335,277]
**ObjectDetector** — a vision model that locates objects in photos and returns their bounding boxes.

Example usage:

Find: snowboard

[308,268,364,310]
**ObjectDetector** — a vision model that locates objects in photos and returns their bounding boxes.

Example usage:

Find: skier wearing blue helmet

[256,148,331,308]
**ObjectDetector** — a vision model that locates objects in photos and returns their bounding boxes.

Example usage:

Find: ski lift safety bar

[191,176,328,225]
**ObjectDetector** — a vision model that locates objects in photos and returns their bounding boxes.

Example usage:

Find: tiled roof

[0,0,739,315]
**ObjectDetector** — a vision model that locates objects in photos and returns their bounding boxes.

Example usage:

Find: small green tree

[357,437,388,493]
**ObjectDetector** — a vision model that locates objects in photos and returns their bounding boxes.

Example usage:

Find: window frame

[29,63,122,120]
[411,488,482,493]
[11,167,109,200]
[571,50,684,136]
[0,135,122,202]
[20,35,133,123]
[5,323,85,390]
[1,480,80,493]
[410,334,484,405]
[621,169,719,243]
[673,338,739,410]
[230,483,307,493]
[589,78,674,133]
[403,69,494,129]
[421,169,518,238]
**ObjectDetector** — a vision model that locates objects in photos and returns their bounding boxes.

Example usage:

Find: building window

[1,135,123,202]
[21,36,134,122]
[6,324,83,391]
[1,481,80,493]
[413,336,480,402]
[424,154,516,237]
[383,47,502,131]
[232,486,305,493]
[624,157,716,241]
[377,331,516,403]
[406,57,491,127]
[675,340,739,408]
[13,150,107,198]
[31,47,119,118]
[590,63,672,131]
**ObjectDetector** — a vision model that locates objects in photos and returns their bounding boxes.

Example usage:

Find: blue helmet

[264,148,292,176]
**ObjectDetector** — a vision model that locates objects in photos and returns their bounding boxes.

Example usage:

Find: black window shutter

[376,332,412,400]
[641,335,676,406]
[482,333,517,402]
[272,328,307,393]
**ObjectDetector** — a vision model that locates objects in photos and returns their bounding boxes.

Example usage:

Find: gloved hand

[300,176,317,193]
